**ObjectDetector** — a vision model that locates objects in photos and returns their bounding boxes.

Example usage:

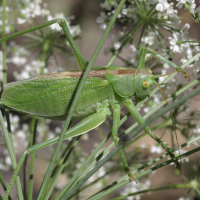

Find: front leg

[112,103,136,182]
[123,98,181,169]
[143,47,190,80]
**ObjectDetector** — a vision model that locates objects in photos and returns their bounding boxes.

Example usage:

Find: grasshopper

[1,10,200,200]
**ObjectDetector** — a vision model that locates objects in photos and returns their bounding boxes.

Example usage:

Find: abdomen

[1,70,114,120]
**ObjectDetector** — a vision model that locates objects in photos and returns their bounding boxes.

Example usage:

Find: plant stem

[1,0,23,199]
[0,172,12,200]
[44,136,81,199]
[28,118,38,200]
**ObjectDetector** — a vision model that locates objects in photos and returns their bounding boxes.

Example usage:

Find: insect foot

[128,172,137,183]
[177,67,190,80]
[183,71,190,81]
[176,162,182,171]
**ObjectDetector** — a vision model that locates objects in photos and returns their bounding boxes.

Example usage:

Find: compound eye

[147,68,152,74]
[142,81,149,89]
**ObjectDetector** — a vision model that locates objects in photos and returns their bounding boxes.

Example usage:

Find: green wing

[2,73,113,120]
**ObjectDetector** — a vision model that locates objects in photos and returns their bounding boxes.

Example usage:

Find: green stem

[185,2,200,25]
[40,44,47,75]
[28,118,38,200]
[44,136,81,200]
[0,172,12,200]
[1,0,23,199]
[2,0,7,85]
[112,184,192,200]
[3,151,27,200]
[23,155,28,200]
[178,40,200,44]
[152,118,172,130]
[0,111,23,200]
[5,111,15,159]
[55,134,112,200]
[0,19,60,43]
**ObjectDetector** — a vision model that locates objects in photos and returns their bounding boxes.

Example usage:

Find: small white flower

[12,115,20,123]
[150,145,163,154]
[21,71,30,79]
[113,42,121,50]
[55,127,62,134]
[169,32,183,53]
[176,0,186,9]
[156,3,164,12]
[69,25,81,38]
[186,47,193,59]
[193,125,200,134]
[96,12,110,30]
[55,174,68,189]
[130,45,136,53]
[142,33,155,46]
[12,56,27,66]
[0,162,9,171]
[171,14,181,28]
[143,107,151,113]
[47,15,62,31]
[195,6,200,19]
[98,166,106,176]
[82,133,89,140]
[181,23,190,35]
[17,17,27,24]
[5,156,11,166]
[122,8,127,15]
[22,123,29,132]
[16,130,26,140]
[47,132,55,140]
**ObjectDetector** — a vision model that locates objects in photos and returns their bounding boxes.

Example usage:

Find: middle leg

[112,103,136,182]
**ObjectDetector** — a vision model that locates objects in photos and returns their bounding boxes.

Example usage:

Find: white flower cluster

[0,1,82,81]
[17,0,48,24]
[97,0,126,30]
[96,12,111,30]
[168,23,200,64]
[6,41,30,66]
[13,60,46,80]
[176,0,196,12]
[150,0,177,16]
[16,0,81,37]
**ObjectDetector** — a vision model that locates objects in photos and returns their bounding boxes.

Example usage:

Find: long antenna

[159,65,200,81]
[156,83,187,197]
